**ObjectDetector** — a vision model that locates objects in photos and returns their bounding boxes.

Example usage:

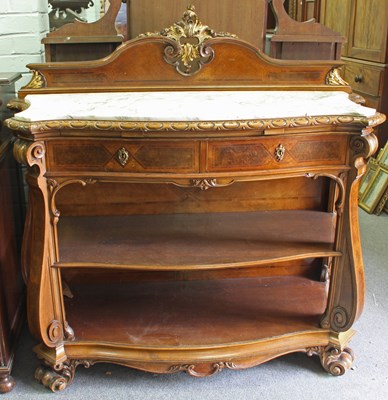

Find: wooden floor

[64,276,327,346]
[56,210,339,270]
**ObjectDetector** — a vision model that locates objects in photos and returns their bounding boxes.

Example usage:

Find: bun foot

[0,374,15,393]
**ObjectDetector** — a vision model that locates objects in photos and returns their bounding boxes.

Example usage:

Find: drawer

[343,61,383,97]
[47,140,200,173]
[206,136,348,172]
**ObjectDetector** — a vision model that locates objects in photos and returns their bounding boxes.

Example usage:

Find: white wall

[0,0,49,91]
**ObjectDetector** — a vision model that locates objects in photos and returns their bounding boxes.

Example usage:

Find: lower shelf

[65,276,328,347]
[56,210,339,270]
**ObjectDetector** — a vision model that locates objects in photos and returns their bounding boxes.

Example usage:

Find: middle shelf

[55,210,340,270]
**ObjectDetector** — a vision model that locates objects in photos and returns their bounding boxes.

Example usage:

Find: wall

[0,0,49,91]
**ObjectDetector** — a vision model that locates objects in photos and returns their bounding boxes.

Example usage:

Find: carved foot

[35,366,68,392]
[0,374,15,393]
[35,360,92,392]
[307,346,354,376]
[321,347,354,376]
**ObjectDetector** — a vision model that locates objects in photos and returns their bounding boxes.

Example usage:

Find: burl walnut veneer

[5,7,385,392]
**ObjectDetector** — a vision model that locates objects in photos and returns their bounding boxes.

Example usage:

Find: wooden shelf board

[56,210,338,270]
[65,276,327,347]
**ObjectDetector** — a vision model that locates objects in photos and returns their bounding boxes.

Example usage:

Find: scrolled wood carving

[64,322,75,341]
[350,134,379,160]
[305,173,345,214]
[35,360,93,392]
[13,139,46,178]
[21,69,46,90]
[173,178,235,190]
[330,306,349,330]
[35,367,68,392]
[168,362,238,377]
[139,5,236,76]
[326,68,349,86]
[306,346,354,376]
[47,320,63,345]
[48,178,97,224]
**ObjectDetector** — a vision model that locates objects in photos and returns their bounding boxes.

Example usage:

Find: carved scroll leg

[0,374,15,393]
[307,346,354,376]
[35,366,68,392]
[35,360,91,392]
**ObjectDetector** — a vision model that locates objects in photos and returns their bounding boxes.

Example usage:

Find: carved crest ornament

[140,5,237,76]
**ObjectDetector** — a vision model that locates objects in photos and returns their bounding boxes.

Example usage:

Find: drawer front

[47,140,200,173]
[343,61,382,97]
[207,136,348,172]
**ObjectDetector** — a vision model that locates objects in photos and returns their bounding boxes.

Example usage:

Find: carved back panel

[126,0,268,49]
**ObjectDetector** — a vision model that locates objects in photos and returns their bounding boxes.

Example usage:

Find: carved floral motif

[139,5,236,76]
[168,362,238,377]
[326,68,349,86]
[21,70,46,89]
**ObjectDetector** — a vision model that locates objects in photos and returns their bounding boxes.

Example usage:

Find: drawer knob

[275,144,285,162]
[354,75,363,83]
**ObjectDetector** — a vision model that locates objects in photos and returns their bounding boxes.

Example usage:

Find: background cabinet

[0,73,25,394]
[320,0,388,146]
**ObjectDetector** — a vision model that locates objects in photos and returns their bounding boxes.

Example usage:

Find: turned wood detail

[0,375,15,394]
[307,346,354,376]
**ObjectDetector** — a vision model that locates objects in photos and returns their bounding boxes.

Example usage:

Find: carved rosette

[330,306,349,331]
[306,346,354,376]
[350,135,379,160]
[47,320,64,345]
[139,5,236,76]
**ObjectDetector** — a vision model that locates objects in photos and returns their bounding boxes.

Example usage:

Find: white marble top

[14,90,376,122]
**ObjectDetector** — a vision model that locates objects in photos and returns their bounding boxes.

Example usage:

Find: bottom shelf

[65,276,328,347]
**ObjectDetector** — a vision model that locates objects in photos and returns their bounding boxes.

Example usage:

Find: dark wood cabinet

[320,0,388,146]
[0,73,24,394]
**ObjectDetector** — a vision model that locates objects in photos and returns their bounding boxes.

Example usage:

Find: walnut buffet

[5,7,385,392]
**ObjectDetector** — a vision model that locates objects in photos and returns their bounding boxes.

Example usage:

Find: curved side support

[13,139,67,353]
[320,132,379,332]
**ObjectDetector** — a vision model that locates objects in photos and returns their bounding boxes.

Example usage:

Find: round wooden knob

[354,75,363,83]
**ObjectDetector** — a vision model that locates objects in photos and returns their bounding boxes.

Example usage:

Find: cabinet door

[320,0,352,56]
[348,0,388,63]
